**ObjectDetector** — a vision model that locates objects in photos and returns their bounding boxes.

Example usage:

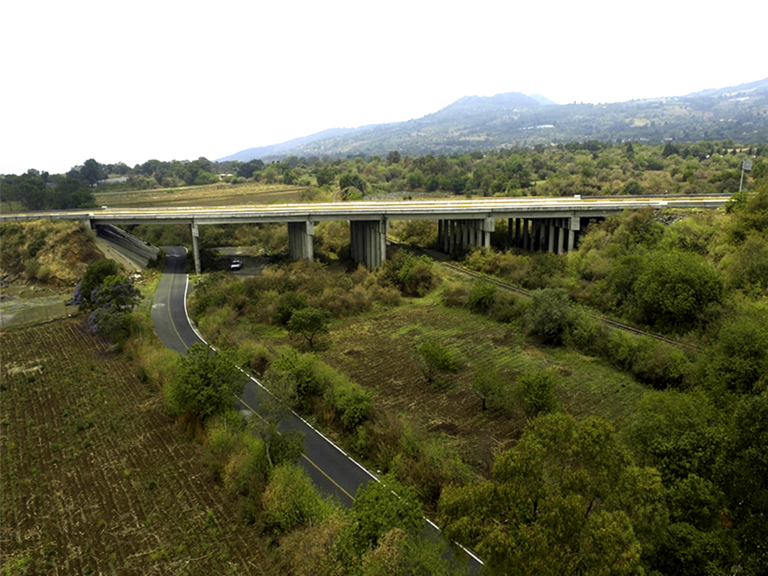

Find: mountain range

[220,78,768,162]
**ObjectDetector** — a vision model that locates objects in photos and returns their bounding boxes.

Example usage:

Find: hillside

[222,78,768,162]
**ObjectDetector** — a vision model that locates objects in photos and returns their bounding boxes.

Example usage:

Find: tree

[247,370,304,468]
[525,288,571,344]
[315,165,337,187]
[167,343,245,423]
[262,463,333,534]
[345,474,423,556]
[386,150,401,165]
[86,274,142,348]
[472,367,504,411]
[631,251,723,334]
[80,158,106,187]
[717,395,768,574]
[516,370,559,419]
[439,413,667,576]
[417,340,459,384]
[288,306,331,349]
[76,259,120,310]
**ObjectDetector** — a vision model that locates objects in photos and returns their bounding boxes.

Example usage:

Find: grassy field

[94,182,308,208]
[0,320,273,575]
[319,298,644,473]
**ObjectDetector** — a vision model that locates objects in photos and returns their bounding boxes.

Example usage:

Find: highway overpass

[1,195,730,273]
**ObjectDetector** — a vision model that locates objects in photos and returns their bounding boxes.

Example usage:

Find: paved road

[151,247,483,572]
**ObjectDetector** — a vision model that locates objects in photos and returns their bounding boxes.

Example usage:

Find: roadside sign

[743,159,753,171]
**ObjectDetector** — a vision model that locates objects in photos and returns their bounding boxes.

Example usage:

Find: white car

[230,259,243,271]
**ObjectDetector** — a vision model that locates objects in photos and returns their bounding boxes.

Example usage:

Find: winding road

[150,247,482,572]
[151,246,377,506]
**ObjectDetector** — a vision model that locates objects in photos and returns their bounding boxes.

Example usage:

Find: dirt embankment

[1,220,102,288]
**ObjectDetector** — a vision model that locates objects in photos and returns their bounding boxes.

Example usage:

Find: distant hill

[221,79,768,162]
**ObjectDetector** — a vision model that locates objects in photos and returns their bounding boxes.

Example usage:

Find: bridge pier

[350,218,387,269]
[437,218,494,256]
[505,215,582,254]
[288,221,315,262]
[191,221,201,274]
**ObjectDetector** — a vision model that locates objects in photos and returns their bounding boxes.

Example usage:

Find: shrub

[706,317,768,394]
[562,307,609,355]
[261,464,333,534]
[381,250,437,297]
[222,436,270,498]
[274,291,308,326]
[331,383,373,430]
[441,281,470,308]
[416,340,459,384]
[516,370,559,419]
[236,340,272,377]
[489,290,525,323]
[631,250,723,334]
[467,279,497,314]
[525,288,571,344]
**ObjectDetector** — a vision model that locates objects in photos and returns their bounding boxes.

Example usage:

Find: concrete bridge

[1,195,730,273]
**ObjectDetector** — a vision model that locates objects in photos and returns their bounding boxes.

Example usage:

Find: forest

[2,140,767,213]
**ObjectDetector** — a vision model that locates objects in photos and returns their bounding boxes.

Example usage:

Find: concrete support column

[438,220,444,252]
[191,221,201,275]
[570,214,581,252]
[507,218,513,249]
[288,221,315,262]
[523,219,530,251]
[349,219,388,269]
[559,219,567,254]
[515,218,522,248]
[481,217,494,249]
[547,219,555,253]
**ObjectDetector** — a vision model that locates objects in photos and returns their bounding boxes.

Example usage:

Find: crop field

[0,320,271,575]
[93,182,307,208]
[318,300,645,473]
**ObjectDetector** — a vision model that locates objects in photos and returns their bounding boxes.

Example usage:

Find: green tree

[717,395,768,574]
[472,367,504,411]
[516,370,559,419]
[167,343,245,423]
[289,306,331,349]
[77,258,120,310]
[706,316,768,394]
[439,413,667,576]
[417,340,459,384]
[247,370,304,468]
[525,288,571,344]
[631,250,722,334]
[345,475,423,556]
[262,463,333,534]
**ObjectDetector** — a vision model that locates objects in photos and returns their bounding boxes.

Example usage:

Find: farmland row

[1,319,272,575]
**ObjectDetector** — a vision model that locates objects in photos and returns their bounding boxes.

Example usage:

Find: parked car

[230,259,243,271]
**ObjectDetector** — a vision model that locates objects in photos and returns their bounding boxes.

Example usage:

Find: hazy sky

[2,0,766,175]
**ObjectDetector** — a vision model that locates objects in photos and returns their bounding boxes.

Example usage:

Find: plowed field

[1,320,271,575]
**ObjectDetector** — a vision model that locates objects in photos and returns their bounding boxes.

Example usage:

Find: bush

[525,288,571,344]
[262,464,333,534]
[222,435,270,498]
[562,307,609,355]
[489,290,526,323]
[706,317,768,394]
[467,279,497,314]
[274,291,308,326]
[331,383,373,430]
[381,250,437,297]
[516,370,559,419]
[441,281,470,308]
[417,340,459,384]
[631,250,723,334]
